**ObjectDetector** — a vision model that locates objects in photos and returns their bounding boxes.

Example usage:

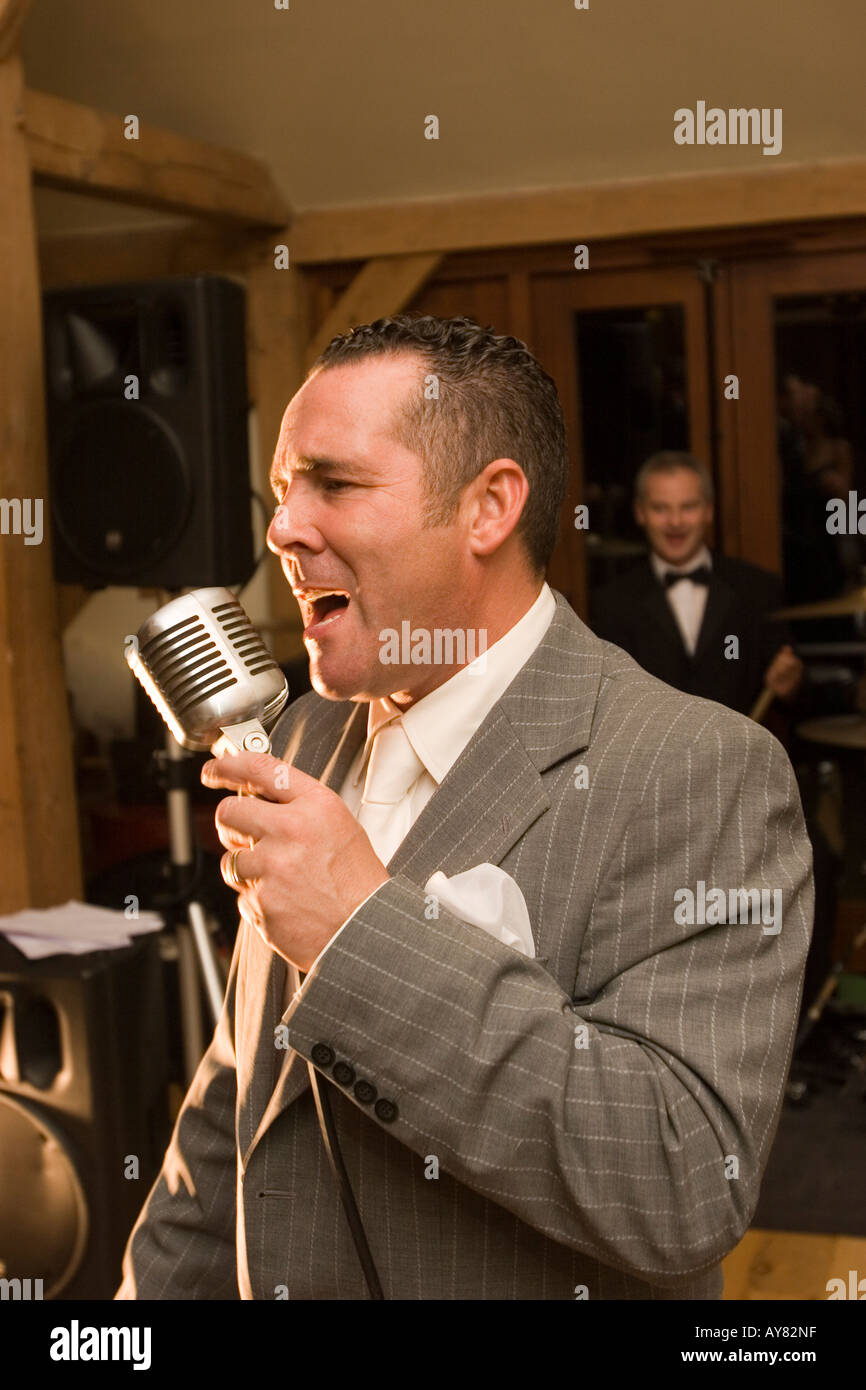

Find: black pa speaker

[42,275,254,589]
[0,933,171,1299]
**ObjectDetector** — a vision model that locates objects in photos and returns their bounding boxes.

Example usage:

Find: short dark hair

[635,450,715,504]
[309,314,568,573]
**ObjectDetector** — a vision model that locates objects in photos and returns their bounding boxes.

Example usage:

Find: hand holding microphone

[125,586,388,972]
[124,586,290,1013]
[125,582,285,882]
[201,751,389,971]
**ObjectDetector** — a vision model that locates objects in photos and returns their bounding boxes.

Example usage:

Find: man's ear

[633,497,646,528]
[467,459,529,557]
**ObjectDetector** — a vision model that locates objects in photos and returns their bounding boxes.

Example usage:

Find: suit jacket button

[311,1043,335,1068]
[353,1079,377,1104]
[374,1097,398,1124]
[332,1060,355,1087]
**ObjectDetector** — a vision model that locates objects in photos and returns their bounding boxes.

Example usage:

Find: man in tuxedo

[117,318,812,1301]
[591,452,803,715]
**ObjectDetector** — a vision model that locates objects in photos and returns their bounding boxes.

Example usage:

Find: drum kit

[773,583,866,750]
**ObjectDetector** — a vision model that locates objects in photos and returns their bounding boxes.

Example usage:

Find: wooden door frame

[727,247,866,578]
[531,265,712,616]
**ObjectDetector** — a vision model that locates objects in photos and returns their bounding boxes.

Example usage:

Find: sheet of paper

[0,900,163,960]
[3,933,134,959]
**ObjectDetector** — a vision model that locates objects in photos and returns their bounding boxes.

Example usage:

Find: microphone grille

[211,597,280,678]
[137,595,281,724]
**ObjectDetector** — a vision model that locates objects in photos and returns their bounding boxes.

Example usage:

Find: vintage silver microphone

[125,586,288,757]
[124,587,288,1039]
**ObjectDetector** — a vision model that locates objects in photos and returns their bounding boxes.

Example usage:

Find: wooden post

[0,0,83,910]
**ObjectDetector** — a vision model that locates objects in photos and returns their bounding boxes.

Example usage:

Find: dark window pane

[575,305,689,589]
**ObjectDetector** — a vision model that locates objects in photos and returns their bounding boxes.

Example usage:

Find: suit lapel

[241,592,603,1165]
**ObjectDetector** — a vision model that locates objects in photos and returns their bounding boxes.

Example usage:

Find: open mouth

[295,588,351,632]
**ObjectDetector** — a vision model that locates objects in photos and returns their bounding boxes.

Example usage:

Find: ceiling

[21,0,866,236]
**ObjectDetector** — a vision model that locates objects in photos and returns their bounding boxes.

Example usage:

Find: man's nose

[267,499,321,555]
[266,506,290,555]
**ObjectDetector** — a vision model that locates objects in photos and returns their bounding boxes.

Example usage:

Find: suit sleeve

[114,926,244,1300]
[282,725,813,1285]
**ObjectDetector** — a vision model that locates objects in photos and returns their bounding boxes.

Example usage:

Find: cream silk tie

[356,719,425,865]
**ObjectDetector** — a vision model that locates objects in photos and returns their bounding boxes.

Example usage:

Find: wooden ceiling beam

[37,221,277,289]
[24,86,291,228]
[290,159,866,264]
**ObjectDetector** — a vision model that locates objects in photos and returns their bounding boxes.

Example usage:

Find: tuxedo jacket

[116,590,813,1300]
[591,555,790,714]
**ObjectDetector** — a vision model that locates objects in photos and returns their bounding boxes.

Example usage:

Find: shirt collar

[362,582,556,785]
[650,544,712,583]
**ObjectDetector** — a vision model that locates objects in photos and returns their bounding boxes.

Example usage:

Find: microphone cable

[307,1061,385,1300]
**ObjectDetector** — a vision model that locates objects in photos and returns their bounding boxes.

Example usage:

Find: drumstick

[749,687,775,724]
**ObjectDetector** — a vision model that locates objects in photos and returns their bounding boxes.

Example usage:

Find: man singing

[117,316,812,1300]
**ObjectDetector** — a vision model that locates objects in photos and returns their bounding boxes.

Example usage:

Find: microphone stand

[161,728,227,1080]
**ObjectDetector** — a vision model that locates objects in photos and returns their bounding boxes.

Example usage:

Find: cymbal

[775,586,866,619]
[795,715,866,749]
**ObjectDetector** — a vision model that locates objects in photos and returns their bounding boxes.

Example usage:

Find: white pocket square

[423,864,536,958]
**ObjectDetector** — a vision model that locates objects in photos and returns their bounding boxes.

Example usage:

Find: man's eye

[322,479,350,492]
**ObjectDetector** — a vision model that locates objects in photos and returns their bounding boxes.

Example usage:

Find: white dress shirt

[650,544,712,656]
[295,582,557,984]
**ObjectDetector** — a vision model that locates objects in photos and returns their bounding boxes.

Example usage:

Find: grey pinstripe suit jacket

[116,589,813,1300]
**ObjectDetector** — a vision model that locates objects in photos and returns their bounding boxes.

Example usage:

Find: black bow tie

[663,565,711,589]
